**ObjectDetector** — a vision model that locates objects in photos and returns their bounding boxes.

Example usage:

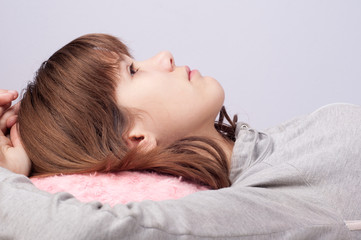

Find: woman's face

[116,51,225,146]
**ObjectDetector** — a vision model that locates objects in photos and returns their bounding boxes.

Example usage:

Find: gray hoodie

[0,103,360,239]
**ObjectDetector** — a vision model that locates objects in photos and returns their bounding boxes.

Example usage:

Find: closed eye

[129,63,139,76]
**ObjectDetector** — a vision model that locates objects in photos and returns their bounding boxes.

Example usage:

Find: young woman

[16,34,235,189]
[0,34,360,239]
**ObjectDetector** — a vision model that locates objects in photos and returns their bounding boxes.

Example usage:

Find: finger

[0,89,18,97]
[0,129,5,138]
[0,96,20,117]
[10,124,21,148]
[11,102,20,114]
[3,102,20,118]
[0,131,11,146]
[0,91,18,105]
[10,90,18,99]
[0,89,11,94]
[1,103,20,133]
[0,102,11,116]
[0,114,10,134]
[6,115,18,128]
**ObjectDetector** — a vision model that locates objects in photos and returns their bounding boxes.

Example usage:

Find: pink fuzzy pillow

[30,171,208,206]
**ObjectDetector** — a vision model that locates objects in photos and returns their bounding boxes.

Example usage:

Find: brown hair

[18,34,237,189]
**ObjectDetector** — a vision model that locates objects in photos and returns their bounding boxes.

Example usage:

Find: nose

[142,51,175,72]
[154,51,175,71]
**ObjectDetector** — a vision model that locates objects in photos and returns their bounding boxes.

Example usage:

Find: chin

[207,75,225,98]
[204,76,225,112]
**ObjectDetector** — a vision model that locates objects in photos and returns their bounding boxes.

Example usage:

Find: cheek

[198,76,225,110]
[171,77,224,124]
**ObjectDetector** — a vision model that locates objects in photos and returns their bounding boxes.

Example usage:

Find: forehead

[117,55,134,83]
[118,55,133,72]
[121,54,133,63]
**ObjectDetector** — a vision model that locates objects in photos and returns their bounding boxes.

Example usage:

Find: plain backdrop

[1,0,360,129]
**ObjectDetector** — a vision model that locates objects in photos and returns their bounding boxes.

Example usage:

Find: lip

[185,66,198,81]
[189,69,199,80]
[185,66,191,80]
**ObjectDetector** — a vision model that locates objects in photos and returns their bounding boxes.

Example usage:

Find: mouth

[185,66,191,80]
[185,66,199,81]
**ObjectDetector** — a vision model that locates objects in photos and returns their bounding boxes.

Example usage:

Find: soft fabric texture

[1,103,361,239]
[30,171,208,205]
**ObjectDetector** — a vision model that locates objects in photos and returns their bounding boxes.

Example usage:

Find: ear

[126,128,157,151]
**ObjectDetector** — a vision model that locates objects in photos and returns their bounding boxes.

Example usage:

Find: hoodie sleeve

[0,166,351,240]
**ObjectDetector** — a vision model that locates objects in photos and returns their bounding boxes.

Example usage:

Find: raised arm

[0,93,352,239]
[0,167,350,239]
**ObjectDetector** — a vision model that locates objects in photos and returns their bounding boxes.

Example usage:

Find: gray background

[1,0,360,129]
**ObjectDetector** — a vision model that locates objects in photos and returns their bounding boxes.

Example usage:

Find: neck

[194,125,235,168]
[212,128,235,167]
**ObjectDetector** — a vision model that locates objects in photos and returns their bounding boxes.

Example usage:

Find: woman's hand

[0,90,31,176]
[0,89,19,134]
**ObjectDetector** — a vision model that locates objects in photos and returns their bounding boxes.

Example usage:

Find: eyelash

[129,63,139,76]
